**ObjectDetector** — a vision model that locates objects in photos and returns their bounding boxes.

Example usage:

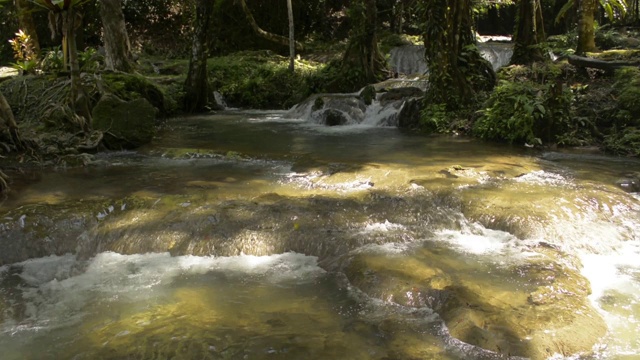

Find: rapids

[0,111,639,359]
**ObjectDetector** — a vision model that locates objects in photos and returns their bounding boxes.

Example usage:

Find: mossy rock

[102,73,166,116]
[359,85,376,105]
[91,94,156,149]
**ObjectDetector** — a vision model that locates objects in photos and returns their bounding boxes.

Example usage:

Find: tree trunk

[422,0,496,107]
[577,0,598,54]
[511,0,546,65]
[393,0,405,33]
[16,0,41,55]
[99,0,134,72]
[0,168,8,194]
[287,0,295,72]
[62,9,91,130]
[184,0,213,113]
[340,0,387,86]
[237,0,304,51]
[0,91,18,193]
[0,90,24,149]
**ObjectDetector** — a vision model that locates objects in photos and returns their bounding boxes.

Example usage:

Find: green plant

[420,103,451,133]
[474,79,574,144]
[8,29,38,74]
[603,127,640,156]
[40,46,64,72]
[78,47,103,72]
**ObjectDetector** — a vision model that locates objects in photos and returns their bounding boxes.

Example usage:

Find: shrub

[473,79,574,145]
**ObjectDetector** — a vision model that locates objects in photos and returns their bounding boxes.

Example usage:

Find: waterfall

[287,42,513,127]
[285,90,419,127]
[389,42,514,76]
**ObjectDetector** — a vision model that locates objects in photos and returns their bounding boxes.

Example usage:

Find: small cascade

[287,41,512,127]
[286,88,421,127]
[478,42,514,71]
[389,45,428,75]
[389,42,514,76]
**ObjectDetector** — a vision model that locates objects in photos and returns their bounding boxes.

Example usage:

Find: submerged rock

[343,243,607,359]
[91,94,156,149]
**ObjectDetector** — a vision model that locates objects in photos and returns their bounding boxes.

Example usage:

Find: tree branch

[236,0,304,51]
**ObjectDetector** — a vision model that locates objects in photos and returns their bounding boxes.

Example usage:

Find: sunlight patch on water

[434,222,525,257]
[513,170,574,187]
[581,242,640,359]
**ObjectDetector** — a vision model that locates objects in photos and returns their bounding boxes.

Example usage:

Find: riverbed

[1,111,638,359]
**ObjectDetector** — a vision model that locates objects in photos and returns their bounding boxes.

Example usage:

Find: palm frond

[555,0,575,24]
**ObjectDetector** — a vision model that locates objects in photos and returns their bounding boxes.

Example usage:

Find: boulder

[397,97,422,129]
[91,94,156,149]
[321,108,349,126]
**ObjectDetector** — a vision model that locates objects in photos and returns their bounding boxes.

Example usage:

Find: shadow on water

[0,111,638,359]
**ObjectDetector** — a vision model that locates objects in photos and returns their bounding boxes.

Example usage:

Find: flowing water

[0,111,639,359]
[389,43,514,75]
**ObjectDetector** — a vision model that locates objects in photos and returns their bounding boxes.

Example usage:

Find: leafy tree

[555,0,627,53]
[420,0,496,108]
[339,0,387,87]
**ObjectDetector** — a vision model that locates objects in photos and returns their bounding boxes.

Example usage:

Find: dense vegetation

[1,0,640,193]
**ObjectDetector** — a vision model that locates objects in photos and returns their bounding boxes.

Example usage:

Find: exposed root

[0,169,9,194]
[78,130,104,151]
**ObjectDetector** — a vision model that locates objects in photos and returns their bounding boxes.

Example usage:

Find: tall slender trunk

[577,0,598,54]
[62,9,91,129]
[184,0,213,113]
[99,0,134,72]
[16,0,41,55]
[287,0,295,72]
[393,0,404,33]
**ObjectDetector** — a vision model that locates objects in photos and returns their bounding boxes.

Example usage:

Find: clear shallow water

[0,112,639,359]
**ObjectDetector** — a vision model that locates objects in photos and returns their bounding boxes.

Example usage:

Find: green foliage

[555,0,627,24]
[208,52,324,109]
[603,127,640,156]
[78,47,103,72]
[40,47,63,72]
[420,103,452,134]
[606,68,640,154]
[474,79,574,144]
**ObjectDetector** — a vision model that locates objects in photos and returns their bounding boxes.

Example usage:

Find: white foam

[581,245,640,357]
[362,220,406,233]
[1,252,324,337]
[513,170,572,187]
[435,224,519,256]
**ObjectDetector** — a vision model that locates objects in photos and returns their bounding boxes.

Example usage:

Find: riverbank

[1,33,639,181]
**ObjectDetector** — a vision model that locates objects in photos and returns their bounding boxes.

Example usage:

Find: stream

[0,111,639,359]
